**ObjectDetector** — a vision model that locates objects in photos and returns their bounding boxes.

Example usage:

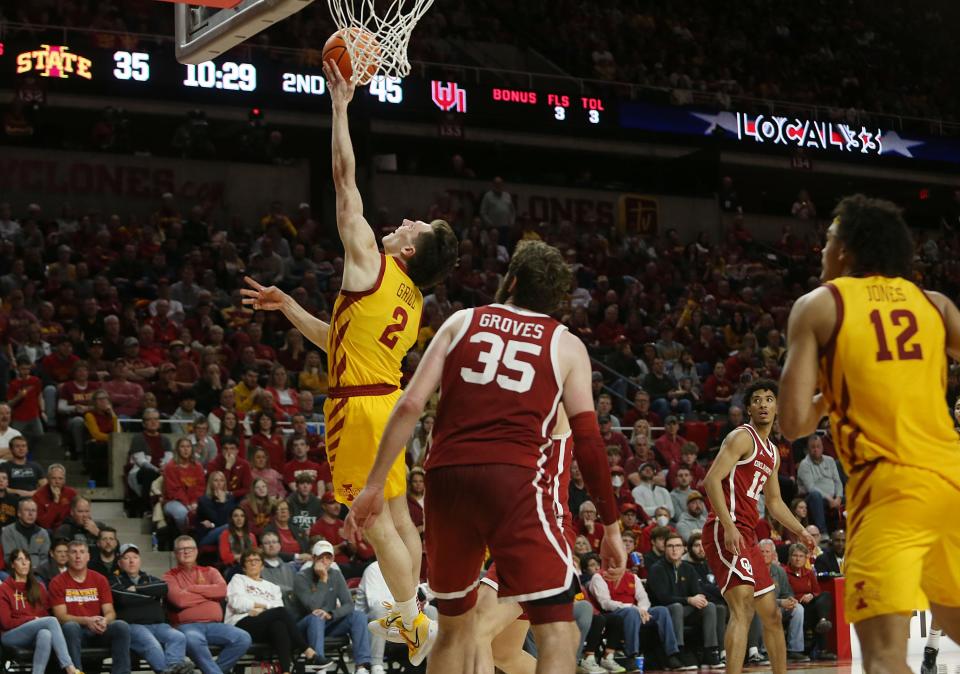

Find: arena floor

[682,653,960,674]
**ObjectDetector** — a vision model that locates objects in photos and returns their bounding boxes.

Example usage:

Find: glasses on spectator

[175,546,197,553]
[582,510,597,515]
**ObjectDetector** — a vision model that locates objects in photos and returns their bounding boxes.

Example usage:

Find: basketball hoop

[325,0,435,80]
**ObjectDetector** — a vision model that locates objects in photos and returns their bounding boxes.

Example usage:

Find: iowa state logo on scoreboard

[16,44,92,80]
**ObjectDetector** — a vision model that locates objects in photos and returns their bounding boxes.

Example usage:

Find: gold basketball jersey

[818,276,960,486]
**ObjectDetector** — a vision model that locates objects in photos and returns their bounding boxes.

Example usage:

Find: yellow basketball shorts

[323,390,407,505]
[844,461,960,623]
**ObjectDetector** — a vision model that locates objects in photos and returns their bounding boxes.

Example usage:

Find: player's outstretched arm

[560,332,627,581]
[344,311,466,541]
[241,276,329,352]
[763,453,817,551]
[779,287,834,440]
[323,60,378,272]
[924,290,960,361]
[702,429,752,556]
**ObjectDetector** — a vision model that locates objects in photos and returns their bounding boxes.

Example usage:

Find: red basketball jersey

[704,424,777,532]
[427,304,565,471]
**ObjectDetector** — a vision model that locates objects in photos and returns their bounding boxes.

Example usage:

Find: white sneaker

[600,653,626,673]
[371,666,387,674]
[355,667,370,674]
[578,654,606,674]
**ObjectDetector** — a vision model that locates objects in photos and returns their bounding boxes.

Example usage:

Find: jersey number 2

[459,331,541,393]
[378,306,408,349]
[869,309,922,361]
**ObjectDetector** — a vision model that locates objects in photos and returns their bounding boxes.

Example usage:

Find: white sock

[927,628,942,650]
[397,597,419,629]
[747,647,759,657]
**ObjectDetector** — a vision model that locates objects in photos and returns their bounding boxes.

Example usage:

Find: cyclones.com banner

[618,102,956,163]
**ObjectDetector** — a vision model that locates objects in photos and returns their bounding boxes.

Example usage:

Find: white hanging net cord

[326,0,435,81]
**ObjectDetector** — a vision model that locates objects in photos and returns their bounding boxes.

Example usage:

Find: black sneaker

[701,647,723,667]
[815,618,833,634]
[921,647,939,674]
[306,654,333,672]
[666,654,684,670]
[787,651,810,662]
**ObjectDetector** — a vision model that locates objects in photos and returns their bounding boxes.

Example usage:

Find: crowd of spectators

[4,157,960,667]
[6,1,960,124]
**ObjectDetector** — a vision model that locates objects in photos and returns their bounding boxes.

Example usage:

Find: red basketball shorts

[480,562,530,621]
[702,519,774,596]
[425,463,576,618]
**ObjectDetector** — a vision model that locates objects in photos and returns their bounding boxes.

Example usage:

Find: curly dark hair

[833,194,913,278]
[405,219,459,290]
[744,378,778,404]
[494,240,572,315]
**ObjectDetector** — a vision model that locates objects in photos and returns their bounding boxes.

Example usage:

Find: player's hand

[722,524,743,556]
[599,523,627,583]
[799,529,818,552]
[241,276,286,311]
[322,60,356,107]
[344,484,385,546]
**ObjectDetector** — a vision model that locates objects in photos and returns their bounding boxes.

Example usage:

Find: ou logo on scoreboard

[739,558,753,576]
[432,81,467,113]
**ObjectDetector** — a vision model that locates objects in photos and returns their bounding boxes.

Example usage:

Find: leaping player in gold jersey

[242,60,459,666]
[780,194,960,673]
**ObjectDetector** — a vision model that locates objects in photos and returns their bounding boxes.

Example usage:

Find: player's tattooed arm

[779,287,835,440]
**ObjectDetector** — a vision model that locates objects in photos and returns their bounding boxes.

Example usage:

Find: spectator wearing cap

[7,355,45,443]
[654,416,687,467]
[169,390,205,435]
[122,337,158,383]
[112,543,193,674]
[598,414,630,458]
[51,540,131,674]
[631,461,674,520]
[666,441,706,491]
[164,534,252,674]
[621,390,662,428]
[619,503,645,539]
[308,491,351,566]
[85,339,111,381]
[294,539,371,672]
[675,491,707,541]
[35,464,76,531]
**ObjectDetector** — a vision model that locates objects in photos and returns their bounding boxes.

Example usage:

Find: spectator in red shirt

[594,304,625,347]
[654,415,687,466]
[783,543,835,659]
[264,500,310,563]
[136,325,167,367]
[40,338,79,416]
[266,365,299,420]
[249,411,285,471]
[147,300,179,344]
[283,435,324,494]
[101,360,143,419]
[168,341,200,389]
[723,343,755,383]
[57,361,100,460]
[33,464,76,531]
[702,361,734,413]
[243,323,277,371]
[621,389,662,428]
[207,437,252,500]
[575,500,605,553]
[218,506,257,568]
[7,356,44,442]
[249,447,286,499]
[50,540,131,674]
[241,479,277,537]
[162,438,206,533]
[0,548,82,674]
[289,414,325,463]
[598,414,630,458]
[308,491,351,566]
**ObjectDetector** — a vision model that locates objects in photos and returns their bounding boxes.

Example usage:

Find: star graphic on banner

[691,111,740,136]
[879,130,924,158]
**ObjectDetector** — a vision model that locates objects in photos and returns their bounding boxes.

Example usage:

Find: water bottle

[87,479,96,490]
[151,532,159,552]
[629,552,642,566]
[634,655,644,673]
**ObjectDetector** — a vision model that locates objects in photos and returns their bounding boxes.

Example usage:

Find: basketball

[322,28,381,85]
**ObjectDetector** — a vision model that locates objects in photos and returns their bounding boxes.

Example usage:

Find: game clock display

[2,41,614,134]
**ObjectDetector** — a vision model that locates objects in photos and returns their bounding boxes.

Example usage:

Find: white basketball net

[326,0,435,81]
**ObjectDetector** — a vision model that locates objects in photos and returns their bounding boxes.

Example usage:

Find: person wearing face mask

[675,492,708,542]
[610,466,631,503]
